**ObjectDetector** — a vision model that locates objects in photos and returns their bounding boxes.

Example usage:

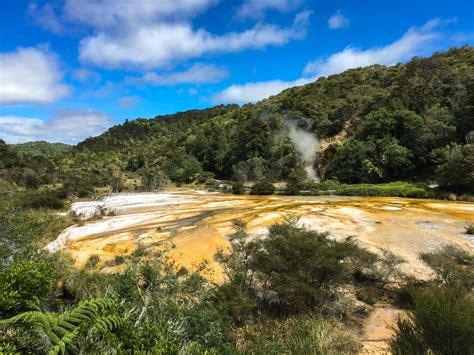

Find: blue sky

[0,0,473,143]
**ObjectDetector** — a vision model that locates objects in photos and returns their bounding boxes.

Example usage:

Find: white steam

[287,122,320,180]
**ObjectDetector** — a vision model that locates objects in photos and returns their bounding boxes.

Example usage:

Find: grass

[235,315,359,354]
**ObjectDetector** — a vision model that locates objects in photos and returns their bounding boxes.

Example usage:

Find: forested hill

[2,46,473,194]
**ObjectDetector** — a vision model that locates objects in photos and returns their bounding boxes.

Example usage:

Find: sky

[0,0,473,144]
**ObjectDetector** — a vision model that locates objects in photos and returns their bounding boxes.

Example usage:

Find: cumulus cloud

[236,0,303,20]
[0,47,70,105]
[304,19,443,77]
[79,11,311,69]
[214,19,446,104]
[213,78,311,104]
[0,109,114,144]
[328,11,349,30]
[127,63,229,86]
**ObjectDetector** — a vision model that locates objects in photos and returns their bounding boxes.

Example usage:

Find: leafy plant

[391,286,474,355]
[0,298,122,354]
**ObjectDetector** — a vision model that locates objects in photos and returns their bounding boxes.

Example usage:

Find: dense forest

[1,47,473,353]
[1,46,473,197]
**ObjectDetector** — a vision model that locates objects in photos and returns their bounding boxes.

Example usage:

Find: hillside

[69,46,474,192]
[1,46,473,194]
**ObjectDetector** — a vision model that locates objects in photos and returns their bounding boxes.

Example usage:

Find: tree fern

[0,298,122,354]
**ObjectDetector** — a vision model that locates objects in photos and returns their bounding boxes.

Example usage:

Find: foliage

[390,286,474,355]
[333,181,428,198]
[216,219,375,314]
[0,298,122,354]
[11,141,71,159]
[286,165,309,194]
[466,224,474,235]
[0,260,55,317]
[355,286,382,305]
[231,181,246,194]
[249,180,275,195]
[2,48,473,194]
[420,244,473,289]
[432,143,474,193]
[18,191,65,210]
[235,315,359,354]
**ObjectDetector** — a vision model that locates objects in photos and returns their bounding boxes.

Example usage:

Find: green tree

[250,180,275,195]
[432,143,474,192]
[286,166,308,194]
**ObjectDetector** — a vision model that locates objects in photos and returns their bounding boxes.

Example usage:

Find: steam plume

[287,121,320,180]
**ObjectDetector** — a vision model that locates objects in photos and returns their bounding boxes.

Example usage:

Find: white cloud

[236,0,303,20]
[30,0,217,32]
[117,96,141,108]
[0,109,114,144]
[304,19,442,77]
[328,11,349,30]
[128,63,229,86]
[0,47,70,105]
[27,3,66,34]
[63,0,216,29]
[214,19,446,104]
[213,77,311,104]
[79,11,311,69]
[188,88,198,95]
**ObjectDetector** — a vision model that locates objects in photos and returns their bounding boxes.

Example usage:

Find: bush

[86,255,100,270]
[250,180,275,195]
[317,179,341,191]
[235,315,358,354]
[114,255,126,265]
[231,182,246,194]
[19,191,65,210]
[333,181,428,198]
[0,260,55,316]
[391,286,474,354]
[217,220,371,313]
[355,286,382,305]
[420,244,473,289]
[465,224,474,235]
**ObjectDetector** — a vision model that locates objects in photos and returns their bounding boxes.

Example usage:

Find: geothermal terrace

[48,190,474,281]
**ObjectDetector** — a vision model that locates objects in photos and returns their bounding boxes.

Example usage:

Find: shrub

[286,166,308,194]
[356,286,382,305]
[19,191,65,210]
[317,179,341,191]
[370,248,406,290]
[86,255,100,270]
[250,180,275,195]
[235,315,358,354]
[0,260,55,316]
[231,182,246,194]
[465,224,474,235]
[420,244,473,289]
[205,178,220,191]
[333,181,428,198]
[217,220,371,313]
[390,286,474,355]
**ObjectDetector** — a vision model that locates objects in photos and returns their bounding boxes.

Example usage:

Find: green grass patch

[331,181,429,198]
